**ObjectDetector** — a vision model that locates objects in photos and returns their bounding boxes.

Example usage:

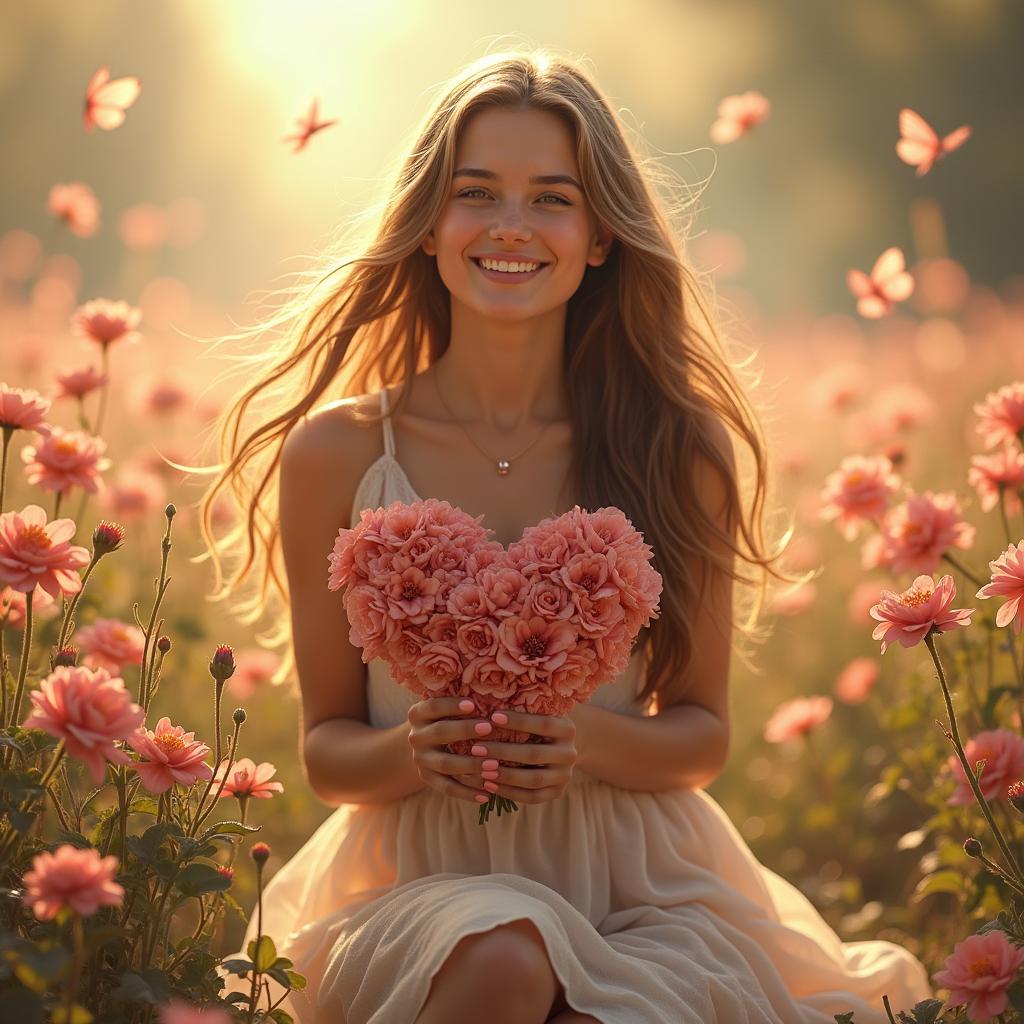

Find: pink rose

[933,929,1024,1022]
[22,666,145,785]
[22,844,124,920]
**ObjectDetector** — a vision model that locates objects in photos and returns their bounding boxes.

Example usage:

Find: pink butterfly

[895,108,970,177]
[83,66,142,132]
[282,97,339,153]
[846,247,915,319]
[709,90,770,144]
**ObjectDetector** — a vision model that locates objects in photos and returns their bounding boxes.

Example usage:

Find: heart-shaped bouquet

[327,498,662,821]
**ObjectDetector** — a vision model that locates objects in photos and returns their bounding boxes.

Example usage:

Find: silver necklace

[433,369,554,476]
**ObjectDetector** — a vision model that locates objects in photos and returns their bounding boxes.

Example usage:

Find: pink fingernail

[482,759,499,771]
[491,712,508,725]
[474,721,493,736]
[483,781,499,793]
[482,770,499,781]
[475,794,489,804]
[471,744,488,756]
[459,699,475,713]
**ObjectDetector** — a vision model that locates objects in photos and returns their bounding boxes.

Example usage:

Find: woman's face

[422,105,611,321]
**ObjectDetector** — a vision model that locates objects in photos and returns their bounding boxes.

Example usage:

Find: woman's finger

[476,778,566,805]
[488,708,575,742]
[418,764,486,804]
[466,740,574,767]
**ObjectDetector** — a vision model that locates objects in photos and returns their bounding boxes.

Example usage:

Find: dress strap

[379,386,396,458]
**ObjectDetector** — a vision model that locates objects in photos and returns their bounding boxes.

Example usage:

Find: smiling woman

[203,46,933,1024]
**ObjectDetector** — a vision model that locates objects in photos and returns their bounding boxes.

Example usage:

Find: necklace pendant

[496,458,511,476]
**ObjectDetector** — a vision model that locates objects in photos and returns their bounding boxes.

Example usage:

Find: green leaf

[219,957,255,978]
[911,870,963,902]
[176,862,233,897]
[267,1010,295,1024]
[199,819,261,844]
[833,1014,855,1024]
[54,830,91,849]
[254,934,277,973]
[285,970,307,991]
[908,998,945,1023]
[110,967,172,1005]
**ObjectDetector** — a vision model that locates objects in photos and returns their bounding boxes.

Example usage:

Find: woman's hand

[462,707,579,806]
[407,697,502,805]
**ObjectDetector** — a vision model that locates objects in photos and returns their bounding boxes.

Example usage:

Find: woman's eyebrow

[452,167,583,191]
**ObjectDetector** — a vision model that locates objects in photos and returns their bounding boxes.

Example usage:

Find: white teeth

[478,258,541,273]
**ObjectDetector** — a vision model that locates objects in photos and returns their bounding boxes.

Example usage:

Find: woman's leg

[414,918,562,1024]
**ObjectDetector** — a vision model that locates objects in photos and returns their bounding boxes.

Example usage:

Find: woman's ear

[588,228,615,268]
[422,231,437,257]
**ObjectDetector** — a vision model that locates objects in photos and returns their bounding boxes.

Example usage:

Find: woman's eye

[456,188,569,205]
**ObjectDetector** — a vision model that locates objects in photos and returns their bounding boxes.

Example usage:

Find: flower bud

[232,708,247,725]
[964,837,983,858]
[92,521,125,555]
[1008,780,1024,814]
[217,865,234,882]
[157,635,171,654]
[51,645,79,669]
[209,643,235,682]
[250,841,271,866]
[164,503,177,520]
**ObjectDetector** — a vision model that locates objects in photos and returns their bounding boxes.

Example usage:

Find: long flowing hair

[193,47,810,711]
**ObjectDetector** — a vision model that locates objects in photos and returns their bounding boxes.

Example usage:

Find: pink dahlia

[211,757,284,800]
[0,504,91,598]
[763,695,833,743]
[968,448,1024,516]
[47,182,100,238]
[869,574,974,654]
[157,1000,234,1024]
[21,665,145,784]
[834,657,879,705]
[21,425,110,494]
[0,584,59,629]
[54,365,108,400]
[0,383,51,433]
[977,541,1024,635]
[76,616,146,673]
[127,716,213,794]
[819,453,902,540]
[22,844,124,920]
[933,928,1024,1022]
[948,729,1024,806]
[861,490,975,575]
[70,297,142,349]
[974,380,1024,450]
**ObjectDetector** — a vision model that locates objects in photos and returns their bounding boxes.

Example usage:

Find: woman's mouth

[470,257,549,283]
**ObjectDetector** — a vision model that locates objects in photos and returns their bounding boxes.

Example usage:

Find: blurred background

[2,0,1024,964]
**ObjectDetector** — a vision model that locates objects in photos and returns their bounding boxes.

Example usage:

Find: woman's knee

[451,919,556,987]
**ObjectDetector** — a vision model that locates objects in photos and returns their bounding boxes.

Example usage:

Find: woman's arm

[570,700,729,792]
[303,716,427,806]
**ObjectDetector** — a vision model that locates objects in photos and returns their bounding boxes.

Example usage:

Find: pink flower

[76,617,146,673]
[21,425,110,494]
[862,490,976,575]
[140,377,191,416]
[211,757,284,800]
[227,647,283,698]
[497,614,577,682]
[974,381,1024,450]
[763,696,833,743]
[977,541,1024,635]
[158,1000,234,1024]
[47,182,100,238]
[22,844,124,920]
[0,383,51,433]
[97,467,166,520]
[870,383,934,435]
[834,657,879,704]
[709,90,770,144]
[968,448,1024,515]
[0,504,91,598]
[819,454,902,540]
[54,365,108,400]
[948,729,1024,806]
[127,716,214,794]
[0,584,59,629]
[22,665,145,784]
[870,574,974,654]
[807,362,868,415]
[70,297,142,349]
[933,929,1024,1022]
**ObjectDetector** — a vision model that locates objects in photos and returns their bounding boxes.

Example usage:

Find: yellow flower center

[18,524,52,552]
[898,583,933,608]
[155,733,186,753]
[968,957,996,979]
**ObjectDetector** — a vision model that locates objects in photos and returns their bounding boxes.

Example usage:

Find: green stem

[2,591,34,770]
[924,632,1024,891]
[941,550,985,589]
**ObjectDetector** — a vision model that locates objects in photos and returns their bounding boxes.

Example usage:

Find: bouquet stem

[478,793,518,825]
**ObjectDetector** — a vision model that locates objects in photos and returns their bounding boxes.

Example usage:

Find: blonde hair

[193,47,809,709]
